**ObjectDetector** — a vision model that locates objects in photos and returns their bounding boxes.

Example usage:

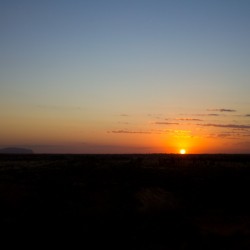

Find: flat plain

[0,154,250,249]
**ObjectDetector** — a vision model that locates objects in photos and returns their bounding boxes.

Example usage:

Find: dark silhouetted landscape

[0,154,250,249]
[0,147,34,154]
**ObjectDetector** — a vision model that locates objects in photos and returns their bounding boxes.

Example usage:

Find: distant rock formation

[0,147,34,154]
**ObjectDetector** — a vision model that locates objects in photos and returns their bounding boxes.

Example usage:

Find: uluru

[0,147,34,154]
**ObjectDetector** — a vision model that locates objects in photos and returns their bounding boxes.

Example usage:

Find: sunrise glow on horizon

[1,1,250,154]
[180,149,186,155]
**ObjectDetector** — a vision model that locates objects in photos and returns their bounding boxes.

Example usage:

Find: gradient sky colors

[1,0,250,153]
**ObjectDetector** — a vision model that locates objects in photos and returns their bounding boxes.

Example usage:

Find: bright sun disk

[180,149,186,154]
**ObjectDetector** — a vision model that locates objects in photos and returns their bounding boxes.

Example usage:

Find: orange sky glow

[1,1,250,154]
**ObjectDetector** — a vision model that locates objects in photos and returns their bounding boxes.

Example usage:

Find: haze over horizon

[1,0,250,154]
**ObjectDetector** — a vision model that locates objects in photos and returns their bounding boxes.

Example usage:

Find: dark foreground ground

[0,154,250,249]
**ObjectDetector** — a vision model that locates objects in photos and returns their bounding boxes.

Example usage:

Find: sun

[180,149,186,154]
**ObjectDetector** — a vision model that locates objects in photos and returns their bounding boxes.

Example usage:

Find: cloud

[206,113,220,116]
[206,132,242,139]
[181,113,220,117]
[197,123,250,129]
[217,133,233,138]
[110,130,151,134]
[120,114,129,117]
[148,113,162,117]
[154,122,179,125]
[176,118,203,121]
[216,133,242,138]
[147,114,162,119]
[245,114,250,117]
[207,109,236,112]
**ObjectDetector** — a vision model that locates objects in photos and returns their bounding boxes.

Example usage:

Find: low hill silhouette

[0,147,34,154]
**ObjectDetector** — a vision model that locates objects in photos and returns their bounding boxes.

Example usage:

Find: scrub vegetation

[0,154,250,249]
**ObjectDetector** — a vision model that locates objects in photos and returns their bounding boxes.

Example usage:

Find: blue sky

[1,0,250,153]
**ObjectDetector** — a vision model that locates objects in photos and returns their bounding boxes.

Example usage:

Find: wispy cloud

[207,133,229,138]
[176,118,203,121]
[154,122,179,125]
[197,123,250,129]
[206,131,250,140]
[207,109,236,112]
[217,133,234,138]
[245,114,250,117]
[148,113,162,117]
[181,113,220,117]
[120,114,129,117]
[110,130,151,134]
[147,114,162,119]
[206,132,241,139]
[206,113,220,116]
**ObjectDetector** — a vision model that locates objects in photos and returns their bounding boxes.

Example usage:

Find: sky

[1,0,250,154]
